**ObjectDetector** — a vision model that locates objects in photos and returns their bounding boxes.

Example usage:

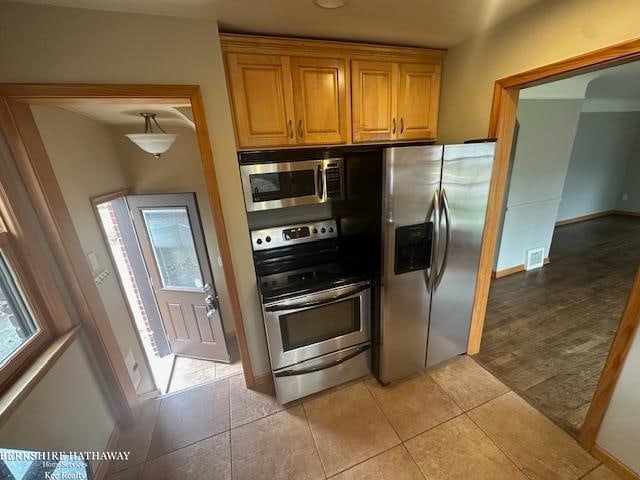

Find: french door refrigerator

[378,142,495,383]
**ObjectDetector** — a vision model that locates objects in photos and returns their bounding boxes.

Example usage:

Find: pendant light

[125,113,177,158]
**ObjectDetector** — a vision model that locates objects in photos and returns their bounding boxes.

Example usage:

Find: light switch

[87,251,101,272]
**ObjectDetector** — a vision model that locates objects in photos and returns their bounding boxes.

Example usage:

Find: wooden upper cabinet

[290,57,348,145]
[351,60,398,143]
[220,34,445,149]
[225,53,295,148]
[397,63,440,140]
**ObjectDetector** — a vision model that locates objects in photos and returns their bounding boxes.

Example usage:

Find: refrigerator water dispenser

[394,222,433,274]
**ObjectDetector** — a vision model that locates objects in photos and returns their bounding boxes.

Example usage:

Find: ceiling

[6,0,545,48]
[521,60,640,100]
[60,104,194,128]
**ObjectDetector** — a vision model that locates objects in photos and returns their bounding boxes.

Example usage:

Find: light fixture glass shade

[314,0,348,8]
[126,133,177,158]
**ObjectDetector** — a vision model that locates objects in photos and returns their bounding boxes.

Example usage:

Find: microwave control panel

[325,164,342,199]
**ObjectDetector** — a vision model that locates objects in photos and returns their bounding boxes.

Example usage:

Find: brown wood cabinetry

[225,53,296,148]
[221,34,445,149]
[351,60,440,143]
[397,62,440,140]
[351,60,397,143]
[290,57,348,145]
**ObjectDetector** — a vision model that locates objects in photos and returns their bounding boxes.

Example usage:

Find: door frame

[467,37,640,451]
[0,84,255,426]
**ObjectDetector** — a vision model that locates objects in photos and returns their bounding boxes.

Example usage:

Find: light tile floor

[107,356,622,480]
[167,340,243,393]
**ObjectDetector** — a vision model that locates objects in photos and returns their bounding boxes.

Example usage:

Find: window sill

[0,325,81,428]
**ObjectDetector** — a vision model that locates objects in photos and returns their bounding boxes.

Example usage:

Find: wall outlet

[621,192,629,201]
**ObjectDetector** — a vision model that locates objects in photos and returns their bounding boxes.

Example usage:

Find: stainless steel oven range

[240,158,344,212]
[252,219,372,403]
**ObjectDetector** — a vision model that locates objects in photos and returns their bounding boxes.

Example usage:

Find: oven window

[280,298,361,351]
[249,170,316,202]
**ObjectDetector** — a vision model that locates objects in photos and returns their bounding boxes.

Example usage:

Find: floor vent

[525,247,545,270]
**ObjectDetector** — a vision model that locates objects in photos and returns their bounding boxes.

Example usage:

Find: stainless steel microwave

[240,158,345,212]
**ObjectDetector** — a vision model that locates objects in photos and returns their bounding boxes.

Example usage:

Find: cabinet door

[397,63,440,140]
[225,53,296,148]
[290,57,348,145]
[351,60,397,143]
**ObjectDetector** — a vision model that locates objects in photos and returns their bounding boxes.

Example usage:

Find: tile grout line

[144,379,232,463]
[401,410,468,445]
[578,462,603,480]
[362,379,403,442]
[326,443,404,479]
[321,380,424,479]
[300,398,329,479]
[464,394,537,480]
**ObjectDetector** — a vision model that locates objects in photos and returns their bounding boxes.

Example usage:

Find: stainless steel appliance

[252,219,372,403]
[241,158,344,211]
[379,142,495,383]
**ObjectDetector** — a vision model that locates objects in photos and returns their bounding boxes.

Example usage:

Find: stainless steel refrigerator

[378,142,495,383]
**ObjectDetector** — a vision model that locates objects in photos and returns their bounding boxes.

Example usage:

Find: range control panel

[251,219,338,251]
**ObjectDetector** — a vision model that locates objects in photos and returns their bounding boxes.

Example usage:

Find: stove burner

[251,219,371,302]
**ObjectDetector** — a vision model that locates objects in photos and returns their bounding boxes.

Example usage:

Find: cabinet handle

[298,120,304,138]
[392,118,396,134]
[288,120,293,139]
[400,117,404,134]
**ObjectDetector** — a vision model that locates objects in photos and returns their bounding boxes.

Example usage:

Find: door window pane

[249,170,316,202]
[142,208,204,289]
[0,251,39,366]
[280,298,360,351]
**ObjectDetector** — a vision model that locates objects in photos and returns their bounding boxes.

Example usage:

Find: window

[0,231,51,386]
[0,250,39,366]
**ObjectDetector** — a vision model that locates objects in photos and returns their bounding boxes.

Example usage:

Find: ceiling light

[313,0,348,9]
[125,113,177,158]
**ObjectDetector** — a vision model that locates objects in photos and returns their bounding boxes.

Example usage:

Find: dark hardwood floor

[474,215,640,437]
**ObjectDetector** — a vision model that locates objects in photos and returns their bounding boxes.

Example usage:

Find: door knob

[205,294,218,315]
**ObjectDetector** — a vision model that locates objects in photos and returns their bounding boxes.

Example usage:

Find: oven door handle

[264,282,370,312]
[274,344,370,377]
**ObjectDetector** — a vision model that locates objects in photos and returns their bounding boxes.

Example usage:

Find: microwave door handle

[265,282,370,312]
[274,344,370,377]
[434,188,452,291]
[317,164,324,200]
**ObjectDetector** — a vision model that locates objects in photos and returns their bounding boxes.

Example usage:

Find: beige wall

[438,0,640,143]
[0,130,116,463]
[0,337,115,470]
[496,99,583,271]
[113,124,236,334]
[0,1,270,376]
[32,104,156,395]
[439,0,640,472]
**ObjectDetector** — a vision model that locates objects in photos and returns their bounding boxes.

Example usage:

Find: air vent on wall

[525,247,545,270]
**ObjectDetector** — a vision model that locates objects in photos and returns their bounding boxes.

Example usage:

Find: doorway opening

[474,59,640,437]
[95,193,243,394]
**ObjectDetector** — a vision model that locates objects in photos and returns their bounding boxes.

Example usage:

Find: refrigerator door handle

[434,188,452,291]
[426,189,440,293]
